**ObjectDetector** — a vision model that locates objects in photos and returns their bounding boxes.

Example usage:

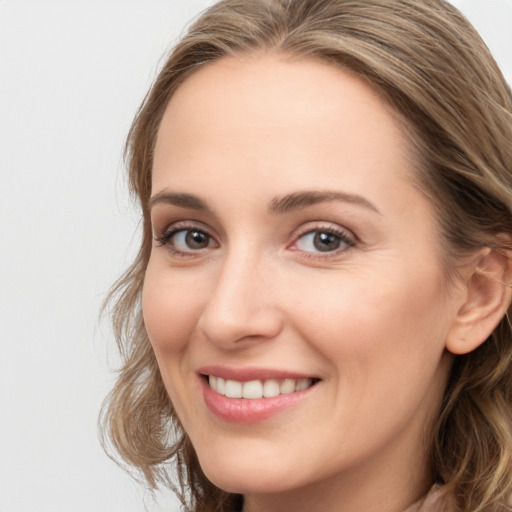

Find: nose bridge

[197,243,282,348]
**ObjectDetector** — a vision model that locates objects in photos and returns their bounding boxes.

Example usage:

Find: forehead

[152,54,414,202]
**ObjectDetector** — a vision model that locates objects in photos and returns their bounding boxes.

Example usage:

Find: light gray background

[0,1,511,511]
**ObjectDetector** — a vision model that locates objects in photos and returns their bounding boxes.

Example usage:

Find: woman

[101,1,512,511]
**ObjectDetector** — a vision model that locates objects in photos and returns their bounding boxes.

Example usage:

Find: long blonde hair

[101,1,512,511]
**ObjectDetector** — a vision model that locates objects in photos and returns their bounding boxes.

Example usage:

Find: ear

[446,247,512,355]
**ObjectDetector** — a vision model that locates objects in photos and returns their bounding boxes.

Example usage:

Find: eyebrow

[149,189,380,215]
[149,191,213,212]
[268,191,380,215]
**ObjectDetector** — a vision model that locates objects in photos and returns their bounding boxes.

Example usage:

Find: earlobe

[446,247,512,355]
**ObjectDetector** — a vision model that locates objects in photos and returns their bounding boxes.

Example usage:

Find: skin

[143,54,474,512]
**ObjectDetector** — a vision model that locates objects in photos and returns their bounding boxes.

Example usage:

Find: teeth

[242,380,263,399]
[208,376,314,399]
[263,379,280,398]
[296,378,311,391]
[224,379,242,398]
[280,378,296,394]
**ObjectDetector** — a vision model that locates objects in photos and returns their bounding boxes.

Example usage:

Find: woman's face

[143,55,461,509]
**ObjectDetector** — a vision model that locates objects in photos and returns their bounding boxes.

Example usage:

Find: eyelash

[154,222,356,259]
[154,221,215,257]
[289,224,356,258]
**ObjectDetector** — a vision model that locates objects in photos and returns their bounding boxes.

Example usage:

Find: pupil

[314,232,340,252]
[186,231,209,249]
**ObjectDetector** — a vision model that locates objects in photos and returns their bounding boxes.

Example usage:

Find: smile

[208,375,316,399]
[200,371,321,424]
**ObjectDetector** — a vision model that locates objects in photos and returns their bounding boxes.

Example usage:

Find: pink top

[404,485,445,512]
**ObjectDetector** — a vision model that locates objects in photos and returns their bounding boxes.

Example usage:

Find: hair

[100,1,512,511]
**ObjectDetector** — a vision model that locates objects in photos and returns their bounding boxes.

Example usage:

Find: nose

[197,250,283,349]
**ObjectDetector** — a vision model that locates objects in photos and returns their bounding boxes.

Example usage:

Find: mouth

[202,374,321,399]
[198,367,322,423]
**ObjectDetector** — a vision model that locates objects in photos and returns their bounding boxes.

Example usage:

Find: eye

[173,229,213,251]
[155,225,217,254]
[293,227,355,255]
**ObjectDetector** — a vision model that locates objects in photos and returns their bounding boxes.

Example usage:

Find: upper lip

[197,365,319,382]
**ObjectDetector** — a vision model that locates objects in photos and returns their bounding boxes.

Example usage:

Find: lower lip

[201,378,316,424]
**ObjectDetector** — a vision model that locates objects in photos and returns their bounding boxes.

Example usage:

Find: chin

[196,445,305,495]
[204,468,296,496]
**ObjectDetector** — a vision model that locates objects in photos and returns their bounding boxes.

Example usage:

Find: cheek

[286,269,453,449]
[289,265,451,373]
[142,262,202,356]
[142,262,207,423]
